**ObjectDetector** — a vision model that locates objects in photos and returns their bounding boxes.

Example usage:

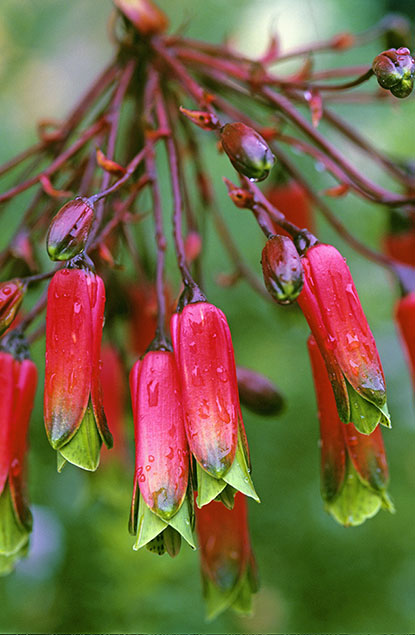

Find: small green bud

[46,198,94,261]
[220,122,275,182]
[372,47,415,98]
[261,235,304,304]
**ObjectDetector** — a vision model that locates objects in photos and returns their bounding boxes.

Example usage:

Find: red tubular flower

[101,344,128,462]
[297,243,390,435]
[0,349,37,574]
[265,180,314,236]
[307,335,393,526]
[395,292,415,390]
[129,350,194,556]
[171,302,259,507]
[44,268,113,471]
[195,492,259,619]
[383,231,415,267]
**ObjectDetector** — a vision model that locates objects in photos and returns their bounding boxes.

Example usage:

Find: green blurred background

[0,0,414,633]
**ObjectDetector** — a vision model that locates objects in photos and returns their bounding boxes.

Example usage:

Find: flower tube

[44,268,113,471]
[195,492,258,619]
[308,335,393,526]
[297,243,390,434]
[0,348,37,574]
[129,350,195,556]
[395,291,415,390]
[101,344,128,462]
[171,301,259,507]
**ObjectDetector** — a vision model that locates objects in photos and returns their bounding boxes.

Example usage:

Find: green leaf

[134,496,167,551]
[196,463,227,508]
[58,402,102,472]
[134,493,196,552]
[223,428,260,503]
[346,382,384,435]
[0,483,30,557]
[203,567,256,621]
[326,461,383,527]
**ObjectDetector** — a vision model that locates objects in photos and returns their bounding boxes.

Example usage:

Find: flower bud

[236,366,285,416]
[46,198,94,261]
[220,122,275,182]
[0,279,25,337]
[113,0,169,37]
[372,47,415,98]
[261,235,303,304]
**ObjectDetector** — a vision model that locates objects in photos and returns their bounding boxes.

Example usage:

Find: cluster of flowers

[0,0,414,619]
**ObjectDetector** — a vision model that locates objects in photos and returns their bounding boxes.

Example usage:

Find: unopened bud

[261,235,303,304]
[113,0,168,37]
[237,366,285,416]
[220,122,275,182]
[0,279,25,336]
[372,47,415,98]
[46,198,94,261]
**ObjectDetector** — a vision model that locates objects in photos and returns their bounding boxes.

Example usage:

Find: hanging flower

[297,243,390,435]
[101,343,128,462]
[129,350,195,556]
[0,346,37,574]
[195,492,259,619]
[44,268,113,471]
[171,301,259,508]
[395,291,415,390]
[307,335,393,526]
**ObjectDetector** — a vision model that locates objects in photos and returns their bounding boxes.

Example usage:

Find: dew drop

[148,455,155,462]
[74,302,81,314]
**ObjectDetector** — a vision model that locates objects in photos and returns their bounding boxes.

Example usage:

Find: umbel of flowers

[1,0,414,618]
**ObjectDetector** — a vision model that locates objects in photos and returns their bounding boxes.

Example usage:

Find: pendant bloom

[195,492,259,620]
[395,292,415,390]
[44,268,113,471]
[171,301,259,508]
[308,335,393,526]
[101,344,128,462]
[129,350,195,556]
[0,349,37,574]
[297,243,390,434]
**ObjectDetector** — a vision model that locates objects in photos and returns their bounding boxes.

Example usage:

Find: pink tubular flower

[44,268,113,471]
[101,344,128,462]
[308,335,393,526]
[195,492,258,619]
[0,348,37,574]
[395,291,415,390]
[297,243,390,435]
[171,301,258,507]
[129,350,194,556]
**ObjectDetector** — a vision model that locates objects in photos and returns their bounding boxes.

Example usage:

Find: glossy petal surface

[44,269,92,449]
[306,244,386,408]
[130,352,189,520]
[171,303,239,479]
[0,353,15,495]
[308,336,346,502]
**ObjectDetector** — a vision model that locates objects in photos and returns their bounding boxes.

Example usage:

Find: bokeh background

[0,0,414,633]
